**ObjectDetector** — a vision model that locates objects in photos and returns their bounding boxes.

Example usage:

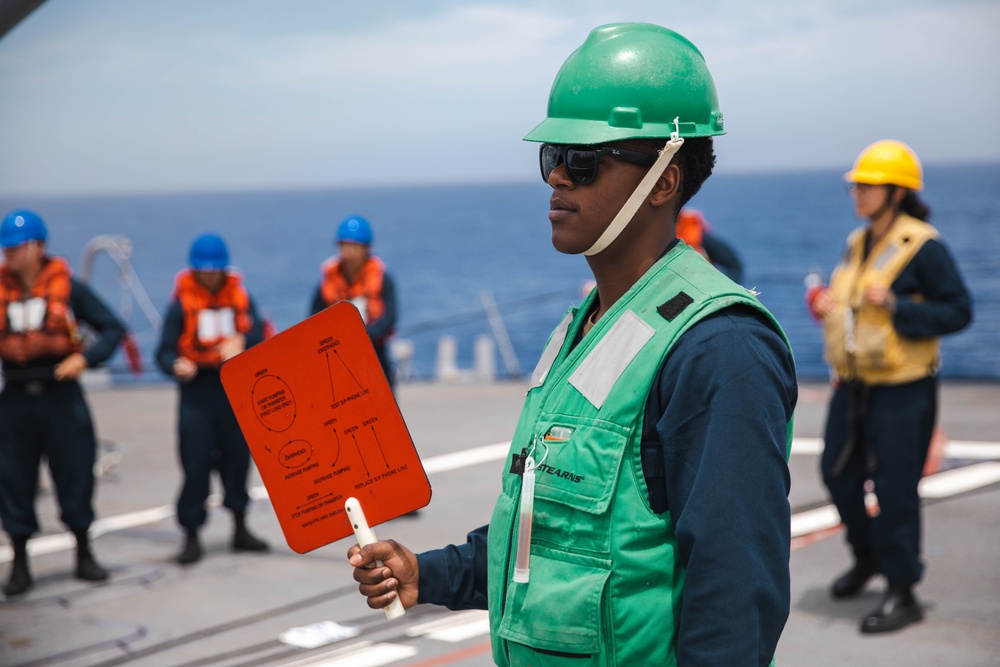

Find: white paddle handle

[345,497,406,620]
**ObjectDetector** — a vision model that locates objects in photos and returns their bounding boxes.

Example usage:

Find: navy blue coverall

[0,278,125,539]
[155,297,264,531]
[821,237,972,586]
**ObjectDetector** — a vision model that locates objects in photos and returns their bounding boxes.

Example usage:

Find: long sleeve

[245,295,265,348]
[69,278,126,367]
[415,524,489,611]
[366,272,397,340]
[892,239,973,339]
[155,299,184,376]
[650,306,796,666]
[308,284,326,317]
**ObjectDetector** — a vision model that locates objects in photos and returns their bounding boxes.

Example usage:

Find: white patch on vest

[197,307,236,342]
[7,298,46,332]
[569,310,655,408]
[351,296,369,323]
[873,243,899,271]
[530,313,572,388]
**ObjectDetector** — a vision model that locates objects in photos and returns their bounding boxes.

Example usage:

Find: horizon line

[2,158,998,201]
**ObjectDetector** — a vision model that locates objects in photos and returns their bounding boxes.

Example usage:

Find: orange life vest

[676,209,709,258]
[173,269,252,368]
[320,256,388,327]
[0,256,82,365]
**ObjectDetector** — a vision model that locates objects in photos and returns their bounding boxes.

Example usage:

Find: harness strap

[584,127,685,256]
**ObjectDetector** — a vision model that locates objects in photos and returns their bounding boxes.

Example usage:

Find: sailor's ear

[648,164,681,208]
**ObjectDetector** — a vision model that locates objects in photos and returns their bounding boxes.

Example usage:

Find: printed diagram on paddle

[222,302,430,554]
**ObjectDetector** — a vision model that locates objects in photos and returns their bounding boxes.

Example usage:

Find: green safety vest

[486,242,792,666]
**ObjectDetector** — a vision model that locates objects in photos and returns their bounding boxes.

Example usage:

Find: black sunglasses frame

[539,143,660,185]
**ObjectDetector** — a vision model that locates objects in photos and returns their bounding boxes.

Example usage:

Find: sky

[1,0,998,196]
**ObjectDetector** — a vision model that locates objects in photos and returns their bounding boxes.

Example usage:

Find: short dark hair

[617,137,716,211]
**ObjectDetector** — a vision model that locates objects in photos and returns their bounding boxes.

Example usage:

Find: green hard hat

[524,23,724,145]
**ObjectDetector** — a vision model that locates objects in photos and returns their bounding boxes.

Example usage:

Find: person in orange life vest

[310,216,397,390]
[676,208,743,283]
[0,209,125,597]
[155,233,270,566]
[807,141,971,634]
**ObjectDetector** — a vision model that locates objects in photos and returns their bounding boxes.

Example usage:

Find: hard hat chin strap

[584,130,685,257]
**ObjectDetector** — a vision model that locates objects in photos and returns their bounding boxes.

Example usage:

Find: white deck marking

[791,437,823,455]
[942,441,1000,460]
[791,437,1000,460]
[405,609,490,642]
[918,462,1000,498]
[421,442,511,474]
[4,438,999,562]
[790,505,842,538]
[790,462,1000,536]
[276,641,417,667]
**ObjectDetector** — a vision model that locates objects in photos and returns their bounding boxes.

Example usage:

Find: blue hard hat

[1,209,48,249]
[188,233,229,271]
[336,216,373,245]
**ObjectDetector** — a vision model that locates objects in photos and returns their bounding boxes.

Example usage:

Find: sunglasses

[539,143,659,185]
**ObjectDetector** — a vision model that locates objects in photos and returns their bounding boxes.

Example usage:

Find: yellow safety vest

[823,214,939,385]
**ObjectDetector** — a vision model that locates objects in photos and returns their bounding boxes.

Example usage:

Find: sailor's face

[849,182,890,219]
[546,149,647,255]
[1,241,42,276]
[337,241,369,274]
[194,269,226,293]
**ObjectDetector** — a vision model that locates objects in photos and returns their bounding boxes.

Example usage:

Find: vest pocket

[532,414,628,513]
[499,546,612,666]
[853,308,899,371]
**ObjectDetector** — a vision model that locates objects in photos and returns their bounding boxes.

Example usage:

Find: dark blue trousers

[821,376,937,586]
[175,373,251,530]
[0,380,97,537]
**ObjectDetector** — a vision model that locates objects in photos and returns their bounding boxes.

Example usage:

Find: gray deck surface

[1,379,997,666]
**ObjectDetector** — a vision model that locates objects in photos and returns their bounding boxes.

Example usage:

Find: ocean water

[2,163,998,382]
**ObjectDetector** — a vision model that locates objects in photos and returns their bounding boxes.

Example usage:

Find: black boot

[231,509,269,552]
[4,536,33,596]
[176,529,203,566]
[831,555,878,598]
[860,583,923,633]
[74,530,109,582]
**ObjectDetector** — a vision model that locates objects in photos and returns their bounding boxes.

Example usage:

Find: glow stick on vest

[512,455,536,583]
[583,126,685,257]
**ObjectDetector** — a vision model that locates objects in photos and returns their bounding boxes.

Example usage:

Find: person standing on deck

[310,216,398,391]
[156,233,270,565]
[676,207,744,282]
[0,209,125,596]
[807,140,972,633]
[348,23,797,666]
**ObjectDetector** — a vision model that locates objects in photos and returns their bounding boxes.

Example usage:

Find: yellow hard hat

[844,140,923,191]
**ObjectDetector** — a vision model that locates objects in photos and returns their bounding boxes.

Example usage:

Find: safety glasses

[539,143,659,185]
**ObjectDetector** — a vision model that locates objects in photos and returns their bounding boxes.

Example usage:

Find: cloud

[0,1,998,194]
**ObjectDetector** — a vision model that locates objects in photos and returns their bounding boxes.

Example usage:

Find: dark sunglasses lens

[539,145,600,184]
[540,144,561,182]
[565,148,598,184]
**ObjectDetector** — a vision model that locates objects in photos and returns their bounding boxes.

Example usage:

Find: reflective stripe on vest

[486,244,792,666]
[174,269,252,368]
[320,256,387,327]
[823,214,939,385]
[0,256,82,364]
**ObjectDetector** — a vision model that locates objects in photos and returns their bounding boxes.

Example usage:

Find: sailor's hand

[173,356,198,381]
[348,540,419,611]
[219,334,246,361]
[864,285,897,313]
[54,353,88,380]
[811,288,836,318]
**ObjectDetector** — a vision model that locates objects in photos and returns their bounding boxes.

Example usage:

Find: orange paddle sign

[220,302,431,554]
